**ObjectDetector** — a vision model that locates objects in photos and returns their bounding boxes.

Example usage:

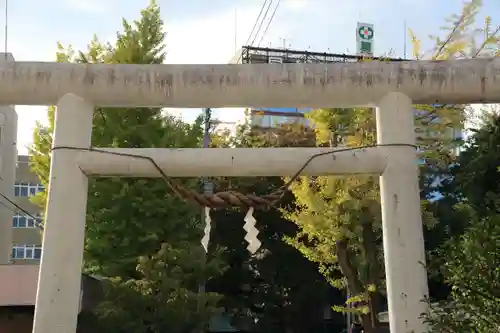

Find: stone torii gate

[2,57,497,333]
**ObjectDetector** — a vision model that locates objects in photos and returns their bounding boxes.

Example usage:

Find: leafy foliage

[426,212,500,332]
[29,1,222,331]
[205,121,342,333]
[283,2,500,332]
[282,107,385,332]
[426,111,500,332]
[445,110,500,215]
[410,0,499,60]
[91,243,224,333]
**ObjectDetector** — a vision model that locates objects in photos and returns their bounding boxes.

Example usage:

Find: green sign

[358,25,374,40]
[356,22,374,55]
[360,41,372,53]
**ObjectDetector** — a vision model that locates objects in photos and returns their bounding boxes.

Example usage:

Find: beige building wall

[0,105,18,264]
[10,155,44,265]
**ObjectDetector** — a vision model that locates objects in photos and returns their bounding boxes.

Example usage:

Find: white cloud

[61,0,116,13]
[15,106,49,155]
[165,4,290,64]
[163,3,296,123]
[12,3,299,153]
[281,0,309,11]
[63,0,104,13]
[7,34,90,155]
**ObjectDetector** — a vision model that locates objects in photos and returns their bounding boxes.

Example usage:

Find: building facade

[10,155,44,264]
[0,104,17,265]
[230,46,409,133]
[233,46,463,146]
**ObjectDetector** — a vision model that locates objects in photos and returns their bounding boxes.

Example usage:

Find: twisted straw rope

[173,185,284,209]
[52,143,415,210]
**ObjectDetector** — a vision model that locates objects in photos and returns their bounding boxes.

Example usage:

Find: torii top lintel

[0,57,498,107]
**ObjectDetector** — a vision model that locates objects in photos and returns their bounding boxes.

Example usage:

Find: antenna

[280,37,286,49]
[403,20,407,59]
[234,7,237,53]
[3,0,7,59]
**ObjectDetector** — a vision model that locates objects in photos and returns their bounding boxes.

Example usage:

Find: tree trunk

[360,312,381,333]
[360,209,383,332]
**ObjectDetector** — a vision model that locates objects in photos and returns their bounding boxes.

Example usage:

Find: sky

[6,0,500,153]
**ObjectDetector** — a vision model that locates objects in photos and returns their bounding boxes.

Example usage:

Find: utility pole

[197,107,213,314]
[202,107,214,247]
[202,108,213,198]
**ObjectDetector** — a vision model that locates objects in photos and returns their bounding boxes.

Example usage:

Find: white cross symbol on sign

[358,26,373,40]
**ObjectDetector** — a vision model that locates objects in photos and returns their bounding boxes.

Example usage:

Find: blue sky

[8,0,500,153]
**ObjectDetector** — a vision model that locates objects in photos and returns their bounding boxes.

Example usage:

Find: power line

[0,198,15,214]
[249,0,274,47]
[403,20,407,59]
[0,192,43,229]
[3,0,7,58]
[0,199,40,229]
[51,143,417,210]
[244,0,269,47]
[237,0,271,63]
[257,0,281,47]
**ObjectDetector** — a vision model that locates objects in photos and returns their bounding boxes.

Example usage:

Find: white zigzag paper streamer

[243,207,261,254]
[201,206,211,252]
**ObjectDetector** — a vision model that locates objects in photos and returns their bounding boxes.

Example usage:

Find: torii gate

[2,56,497,333]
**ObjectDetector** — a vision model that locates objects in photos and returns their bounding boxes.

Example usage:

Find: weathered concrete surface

[76,147,387,177]
[0,58,498,107]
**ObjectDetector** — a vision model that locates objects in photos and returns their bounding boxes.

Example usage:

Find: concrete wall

[0,105,17,264]
[0,265,38,306]
[0,264,102,310]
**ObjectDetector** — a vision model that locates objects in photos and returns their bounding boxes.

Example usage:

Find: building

[230,46,463,154]
[10,155,44,264]
[0,105,101,332]
[230,45,409,132]
[0,104,17,265]
[0,103,43,265]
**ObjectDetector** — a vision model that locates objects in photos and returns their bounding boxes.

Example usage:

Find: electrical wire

[244,0,269,47]
[257,0,281,47]
[0,198,17,216]
[236,0,271,63]
[0,192,44,229]
[249,0,274,47]
[3,0,7,59]
[51,143,417,210]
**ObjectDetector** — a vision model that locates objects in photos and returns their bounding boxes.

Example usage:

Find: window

[12,215,40,228]
[12,244,42,259]
[34,247,42,259]
[14,183,45,197]
[252,115,272,128]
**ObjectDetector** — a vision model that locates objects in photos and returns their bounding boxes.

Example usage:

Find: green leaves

[426,112,500,332]
[29,1,222,331]
[91,243,225,333]
[426,214,500,332]
[283,107,384,330]
[282,4,497,329]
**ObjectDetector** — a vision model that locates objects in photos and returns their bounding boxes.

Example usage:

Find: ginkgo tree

[283,1,499,332]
